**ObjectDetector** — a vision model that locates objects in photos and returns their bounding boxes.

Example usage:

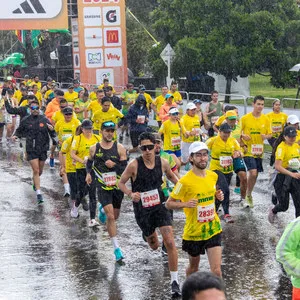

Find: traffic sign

[160,43,175,66]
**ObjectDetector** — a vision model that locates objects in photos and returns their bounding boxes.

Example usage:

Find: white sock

[36,189,41,195]
[101,207,105,214]
[170,271,179,284]
[64,183,70,192]
[111,237,119,250]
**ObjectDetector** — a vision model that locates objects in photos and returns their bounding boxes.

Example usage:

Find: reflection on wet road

[0,144,294,299]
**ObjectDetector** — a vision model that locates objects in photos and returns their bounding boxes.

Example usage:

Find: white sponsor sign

[4,0,62,19]
[104,47,122,67]
[96,69,114,86]
[83,6,101,26]
[84,27,103,47]
[102,6,120,26]
[86,49,104,68]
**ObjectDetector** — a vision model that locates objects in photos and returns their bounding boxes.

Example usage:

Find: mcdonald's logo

[106,30,119,43]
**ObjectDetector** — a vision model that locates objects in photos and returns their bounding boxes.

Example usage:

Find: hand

[212,108,217,113]
[185,199,198,208]
[47,123,54,131]
[11,136,18,141]
[83,156,89,165]
[86,173,92,185]
[232,151,241,158]
[242,134,251,141]
[59,166,65,177]
[261,134,267,140]
[130,192,141,202]
[105,160,116,168]
[215,189,224,201]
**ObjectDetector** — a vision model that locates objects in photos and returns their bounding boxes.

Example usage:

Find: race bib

[288,158,300,170]
[251,144,263,156]
[171,136,181,146]
[103,172,117,186]
[141,189,160,208]
[62,133,72,141]
[197,203,215,223]
[272,125,282,133]
[220,156,233,167]
[211,116,219,124]
[137,115,145,124]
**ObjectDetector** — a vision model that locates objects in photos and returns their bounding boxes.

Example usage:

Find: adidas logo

[13,0,46,14]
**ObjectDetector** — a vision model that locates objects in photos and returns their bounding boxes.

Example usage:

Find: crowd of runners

[0,74,299,299]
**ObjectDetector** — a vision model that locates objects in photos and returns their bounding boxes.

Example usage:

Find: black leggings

[76,169,97,219]
[214,170,232,215]
[273,173,300,218]
[67,172,77,200]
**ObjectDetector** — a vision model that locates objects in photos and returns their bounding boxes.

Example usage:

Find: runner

[55,107,81,197]
[166,141,224,278]
[86,121,127,262]
[118,132,181,296]
[268,126,300,223]
[276,216,300,300]
[193,99,209,131]
[205,90,223,128]
[85,89,105,119]
[64,85,79,107]
[12,99,58,203]
[70,119,101,226]
[240,95,272,207]
[74,91,91,122]
[266,99,287,147]
[104,86,122,111]
[99,78,116,94]
[206,123,242,222]
[151,85,169,128]
[159,94,178,123]
[137,85,152,111]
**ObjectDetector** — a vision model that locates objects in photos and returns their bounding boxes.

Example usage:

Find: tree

[151,0,300,101]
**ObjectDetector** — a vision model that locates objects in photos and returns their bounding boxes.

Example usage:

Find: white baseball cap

[189,141,208,155]
[169,107,179,114]
[186,103,197,110]
[287,115,300,125]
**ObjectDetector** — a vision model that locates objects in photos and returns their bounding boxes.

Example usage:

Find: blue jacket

[126,101,149,132]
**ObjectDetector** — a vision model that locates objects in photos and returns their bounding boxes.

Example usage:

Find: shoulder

[206,169,218,181]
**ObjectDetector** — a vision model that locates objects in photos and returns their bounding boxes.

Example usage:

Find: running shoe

[37,194,44,204]
[63,191,70,197]
[268,207,276,224]
[161,242,168,257]
[70,204,79,218]
[114,247,124,262]
[245,195,254,208]
[49,157,55,168]
[171,281,181,297]
[271,193,278,205]
[81,198,89,211]
[98,203,107,224]
[224,214,234,223]
[234,187,241,194]
[88,219,100,227]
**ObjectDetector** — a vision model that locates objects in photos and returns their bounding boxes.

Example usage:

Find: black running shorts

[27,151,47,162]
[97,187,124,209]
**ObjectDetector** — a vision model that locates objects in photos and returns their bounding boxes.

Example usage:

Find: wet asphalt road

[0,139,295,300]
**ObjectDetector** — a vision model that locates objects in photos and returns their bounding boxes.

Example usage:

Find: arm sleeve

[5,100,22,115]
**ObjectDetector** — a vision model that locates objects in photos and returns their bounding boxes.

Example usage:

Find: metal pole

[167,53,171,87]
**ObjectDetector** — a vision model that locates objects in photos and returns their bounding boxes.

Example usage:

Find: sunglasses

[170,112,179,116]
[64,113,72,116]
[104,129,115,133]
[140,144,155,151]
[30,106,39,110]
[60,106,67,109]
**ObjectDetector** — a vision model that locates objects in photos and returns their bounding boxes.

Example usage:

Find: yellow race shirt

[74,99,91,122]
[181,114,201,143]
[98,84,116,94]
[52,111,77,124]
[29,81,42,91]
[214,115,226,128]
[13,90,22,103]
[153,95,166,121]
[170,170,222,241]
[89,91,98,101]
[91,106,123,131]
[87,100,102,116]
[240,112,271,157]
[159,119,185,151]
[206,135,240,174]
[275,141,300,170]
[61,136,76,173]
[266,112,288,138]
[169,90,182,102]
[64,91,78,105]
[71,133,101,169]
[55,118,81,143]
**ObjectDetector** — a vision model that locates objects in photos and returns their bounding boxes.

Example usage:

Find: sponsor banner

[86,49,104,68]
[103,6,120,26]
[96,69,114,86]
[84,27,103,47]
[83,6,102,26]
[103,27,121,46]
[0,0,68,29]
[104,48,122,67]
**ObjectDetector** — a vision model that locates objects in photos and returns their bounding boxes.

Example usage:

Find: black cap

[68,84,74,89]
[81,119,93,129]
[73,79,80,84]
[284,126,297,137]
[219,123,232,133]
[101,121,116,130]
[46,76,53,82]
[136,94,146,102]
[193,99,202,104]
[62,107,73,115]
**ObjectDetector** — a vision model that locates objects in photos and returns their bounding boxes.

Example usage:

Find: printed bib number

[288,158,300,170]
[137,115,145,123]
[197,203,215,223]
[220,156,233,167]
[251,144,263,156]
[171,136,181,146]
[103,172,117,186]
[211,116,219,124]
[272,125,282,133]
[141,189,160,208]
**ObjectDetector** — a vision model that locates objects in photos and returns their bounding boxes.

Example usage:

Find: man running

[12,99,58,203]
[118,132,181,296]
[166,142,224,278]
[86,121,127,262]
